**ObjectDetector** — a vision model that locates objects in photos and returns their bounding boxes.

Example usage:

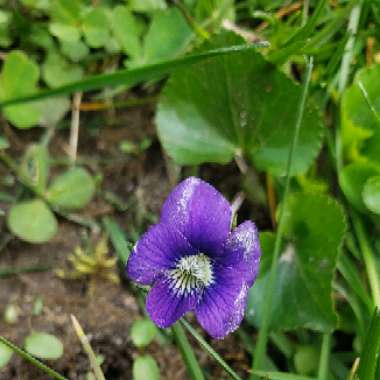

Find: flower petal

[195,265,249,339]
[160,177,232,254]
[147,276,199,328]
[222,221,261,287]
[126,223,194,285]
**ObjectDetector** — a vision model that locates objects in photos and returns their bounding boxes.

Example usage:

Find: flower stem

[0,336,69,380]
[251,56,314,378]
[318,333,331,380]
[180,319,243,380]
[172,323,205,380]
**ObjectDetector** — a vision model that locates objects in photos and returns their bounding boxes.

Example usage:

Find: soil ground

[0,101,262,380]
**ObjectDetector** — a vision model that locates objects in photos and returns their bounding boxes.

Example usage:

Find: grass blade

[0,336,69,380]
[318,333,331,380]
[0,43,268,108]
[251,371,316,380]
[171,323,205,380]
[357,308,380,380]
[251,56,314,378]
[71,315,106,380]
[181,319,243,380]
[102,216,132,265]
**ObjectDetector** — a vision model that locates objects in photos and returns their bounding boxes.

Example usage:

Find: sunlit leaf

[0,342,13,368]
[46,167,95,210]
[42,52,84,88]
[133,355,160,380]
[0,51,42,128]
[339,162,380,212]
[110,5,141,59]
[363,176,380,215]
[341,64,380,166]
[82,7,110,48]
[131,319,158,348]
[24,332,63,360]
[136,8,193,65]
[7,199,58,243]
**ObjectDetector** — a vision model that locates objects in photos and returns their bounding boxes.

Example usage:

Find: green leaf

[0,51,42,128]
[7,199,58,243]
[49,22,81,43]
[39,96,70,126]
[156,32,323,175]
[339,162,380,212]
[43,52,84,88]
[133,355,160,380]
[363,176,380,215]
[82,7,110,48]
[137,8,193,65]
[24,332,63,360]
[110,5,141,59]
[60,40,89,62]
[46,167,95,210]
[131,319,158,348]
[247,193,346,331]
[50,0,82,24]
[0,342,13,368]
[129,0,166,13]
[0,9,11,48]
[20,144,50,193]
[341,64,380,166]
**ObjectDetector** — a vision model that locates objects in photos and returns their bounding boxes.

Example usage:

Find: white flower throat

[168,254,214,296]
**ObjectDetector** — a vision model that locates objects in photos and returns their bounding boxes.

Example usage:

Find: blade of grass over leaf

[336,0,363,173]
[357,308,380,380]
[0,336,69,380]
[171,323,205,380]
[0,42,268,108]
[251,56,314,378]
[180,319,243,380]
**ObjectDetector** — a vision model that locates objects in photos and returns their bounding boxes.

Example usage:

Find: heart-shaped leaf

[247,193,346,331]
[24,332,63,360]
[7,199,58,243]
[156,32,323,176]
[46,167,95,210]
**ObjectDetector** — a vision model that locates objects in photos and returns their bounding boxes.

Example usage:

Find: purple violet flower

[126,177,261,339]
